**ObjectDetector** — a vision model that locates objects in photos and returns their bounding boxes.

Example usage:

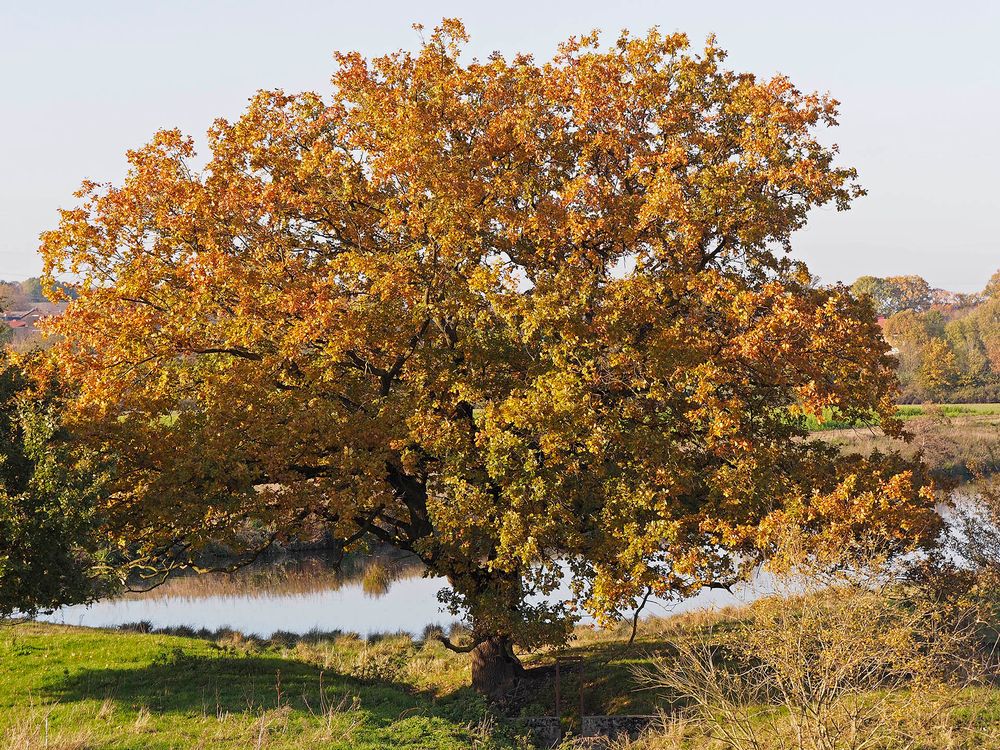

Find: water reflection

[118,551,425,600]
[40,551,754,638]
[38,488,986,638]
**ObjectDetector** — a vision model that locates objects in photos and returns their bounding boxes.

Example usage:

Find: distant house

[2,302,68,346]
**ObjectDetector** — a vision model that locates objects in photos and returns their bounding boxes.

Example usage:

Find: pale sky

[1,0,996,291]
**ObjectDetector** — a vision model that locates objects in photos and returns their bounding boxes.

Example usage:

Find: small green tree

[851,276,895,317]
[851,275,932,317]
[0,354,109,619]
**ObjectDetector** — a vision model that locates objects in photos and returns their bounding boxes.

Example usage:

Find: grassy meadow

[0,622,512,749]
[7,599,1000,749]
[1,616,672,749]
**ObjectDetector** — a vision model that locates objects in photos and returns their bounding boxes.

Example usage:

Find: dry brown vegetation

[632,579,987,749]
[820,408,1000,481]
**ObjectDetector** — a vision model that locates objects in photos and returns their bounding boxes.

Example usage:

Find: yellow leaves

[918,338,960,394]
[755,457,941,575]
[33,19,921,646]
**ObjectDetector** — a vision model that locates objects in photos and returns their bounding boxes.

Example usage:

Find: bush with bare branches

[633,554,990,750]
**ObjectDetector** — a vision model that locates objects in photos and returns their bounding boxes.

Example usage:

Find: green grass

[0,614,732,749]
[0,615,717,750]
[895,403,1000,418]
[0,623,523,749]
[803,403,1000,431]
[0,612,753,748]
[7,602,1000,749]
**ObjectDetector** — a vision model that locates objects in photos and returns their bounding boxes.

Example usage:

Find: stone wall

[519,717,562,748]
[517,715,659,747]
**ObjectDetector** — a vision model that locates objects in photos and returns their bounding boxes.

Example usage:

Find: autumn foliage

[39,22,938,693]
[870,270,1000,402]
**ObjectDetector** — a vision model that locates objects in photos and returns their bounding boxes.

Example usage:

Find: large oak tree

[40,22,938,695]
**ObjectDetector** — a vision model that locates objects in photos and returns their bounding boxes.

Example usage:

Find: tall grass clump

[633,542,994,750]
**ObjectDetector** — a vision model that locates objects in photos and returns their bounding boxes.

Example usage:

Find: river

[38,551,755,638]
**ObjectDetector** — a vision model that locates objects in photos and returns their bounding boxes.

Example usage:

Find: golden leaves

[35,20,925,636]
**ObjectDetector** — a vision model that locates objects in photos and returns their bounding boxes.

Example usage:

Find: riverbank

[7,597,1000,749]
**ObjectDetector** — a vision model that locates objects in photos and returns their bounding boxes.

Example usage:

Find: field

[1,617,657,750]
[802,403,1000,431]
[0,622,510,749]
[6,601,1000,749]
[814,404,1000,481]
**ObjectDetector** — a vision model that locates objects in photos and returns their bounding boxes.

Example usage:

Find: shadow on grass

[514,638,687,718]
[45,645,486,728]
[40,624,696,725]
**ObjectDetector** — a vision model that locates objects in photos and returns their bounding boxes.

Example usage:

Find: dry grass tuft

[1,705,95,750]
[632,545,994,750]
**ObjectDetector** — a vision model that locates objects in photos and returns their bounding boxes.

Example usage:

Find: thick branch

[437,634,480,653]
[188,347,263,361]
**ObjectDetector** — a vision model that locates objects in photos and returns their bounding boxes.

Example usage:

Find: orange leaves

[35,20,926,644]
[755,456,941,573]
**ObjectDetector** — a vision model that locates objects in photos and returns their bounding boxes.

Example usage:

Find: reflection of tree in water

[121,550,425,601]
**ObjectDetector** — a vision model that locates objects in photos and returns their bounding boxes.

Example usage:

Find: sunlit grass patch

[0,622,517,749]
[798,403,1000,432]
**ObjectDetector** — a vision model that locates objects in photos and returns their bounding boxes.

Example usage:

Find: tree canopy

[850,275,934,318]
[39,22,938,694]
[879,269,1000,403]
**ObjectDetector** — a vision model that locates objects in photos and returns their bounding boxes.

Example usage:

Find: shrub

[635,559,988,750]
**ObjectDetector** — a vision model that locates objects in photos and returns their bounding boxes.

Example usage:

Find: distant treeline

[852,270,1000,403]
[0,276,75,308]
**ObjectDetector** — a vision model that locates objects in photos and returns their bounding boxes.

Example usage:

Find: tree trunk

[470,634,525,698]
